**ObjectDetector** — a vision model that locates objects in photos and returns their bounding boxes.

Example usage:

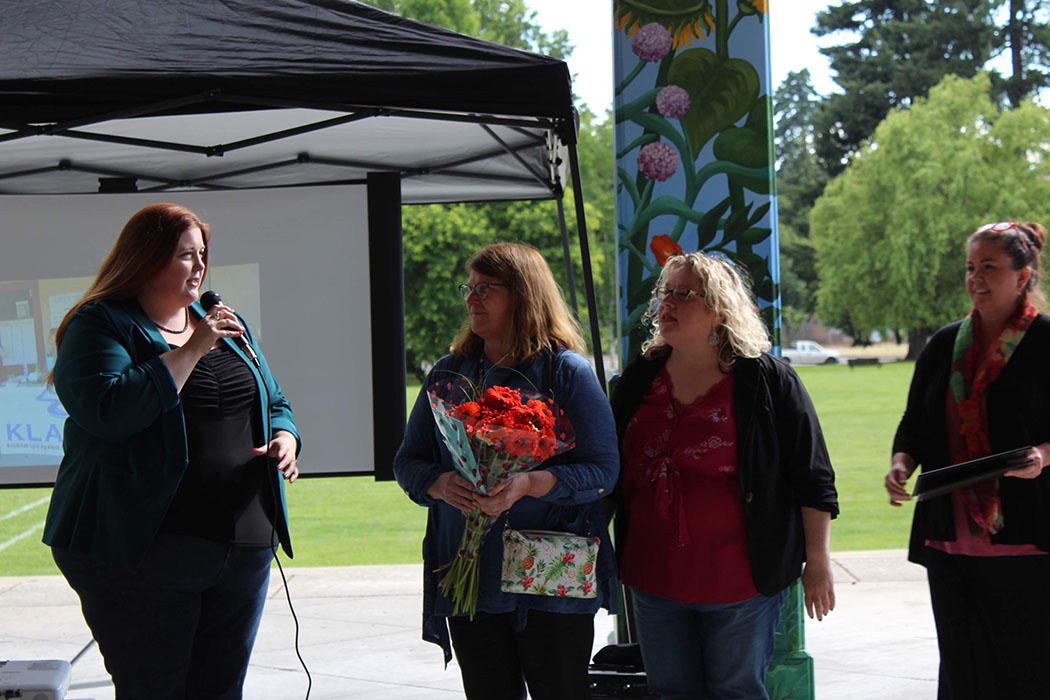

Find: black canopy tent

[0,0,606,480]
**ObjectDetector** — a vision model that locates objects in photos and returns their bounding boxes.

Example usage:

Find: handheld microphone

[200,290,261,368]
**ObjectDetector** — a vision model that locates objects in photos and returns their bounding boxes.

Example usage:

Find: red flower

[452,401,481,419]
[651,235,684,266]
[480,385,522,411]
[522,576,534,590]
[562,552,575,564]
[557,585,568,597]
[582,581,594,594]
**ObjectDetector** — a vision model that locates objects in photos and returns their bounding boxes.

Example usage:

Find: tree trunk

[906,327,931,361]
[1008,0,1025,108]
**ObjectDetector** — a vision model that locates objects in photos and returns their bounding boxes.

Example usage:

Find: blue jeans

[630,587,786,700]
[53,534,273,700]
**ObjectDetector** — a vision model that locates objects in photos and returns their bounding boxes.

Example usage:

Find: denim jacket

[394,348,619,662]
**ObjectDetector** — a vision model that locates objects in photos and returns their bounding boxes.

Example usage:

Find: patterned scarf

[948,302,1038,534]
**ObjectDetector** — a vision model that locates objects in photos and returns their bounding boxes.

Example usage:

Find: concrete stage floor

[0,549,937,699]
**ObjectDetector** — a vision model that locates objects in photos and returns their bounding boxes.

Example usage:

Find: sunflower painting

[614,0,779,363]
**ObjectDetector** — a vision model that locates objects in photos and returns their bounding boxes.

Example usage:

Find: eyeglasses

[655,286,704,302]
[459,282,510,300]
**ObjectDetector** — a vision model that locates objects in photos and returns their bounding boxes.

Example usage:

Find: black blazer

[893,315,1050,564]
[610,352,839,596]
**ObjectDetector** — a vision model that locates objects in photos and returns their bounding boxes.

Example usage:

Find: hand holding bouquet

[429,377,575,618]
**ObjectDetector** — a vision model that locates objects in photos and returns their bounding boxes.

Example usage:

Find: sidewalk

[0,550,937,699]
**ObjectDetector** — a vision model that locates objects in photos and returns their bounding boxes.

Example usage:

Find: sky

[526,0,839,114]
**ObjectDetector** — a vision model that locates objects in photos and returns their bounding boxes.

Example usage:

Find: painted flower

[563,552,576,564]
[656,85,690,119]
[557,585,569,597]
[582,580,594,594]
[650,235,684,266]
[632,22,673,62]
[522,575,534,590]
[617,4,715,50]
[737,0,768,15]
[638,142,678,181]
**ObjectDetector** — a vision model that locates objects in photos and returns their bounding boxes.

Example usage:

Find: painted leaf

[712,95,772,193]
[668,49,759,160]
[697,197,732,249]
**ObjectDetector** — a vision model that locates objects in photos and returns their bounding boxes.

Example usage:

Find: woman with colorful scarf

[887,221,1050,700]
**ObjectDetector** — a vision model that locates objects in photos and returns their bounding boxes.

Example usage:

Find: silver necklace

[153,307,188,334]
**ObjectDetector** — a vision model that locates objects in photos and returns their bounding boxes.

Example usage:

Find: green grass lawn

[794,362,917,551]
[0,369,916,576]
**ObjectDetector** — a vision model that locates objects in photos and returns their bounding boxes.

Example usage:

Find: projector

[0,660,71,700]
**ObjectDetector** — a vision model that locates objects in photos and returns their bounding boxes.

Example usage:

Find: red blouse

[619,368,758,604]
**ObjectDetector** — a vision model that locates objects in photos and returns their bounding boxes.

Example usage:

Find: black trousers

[53,536,273,700]
[447,609,595,700]
[925,547,1050,700]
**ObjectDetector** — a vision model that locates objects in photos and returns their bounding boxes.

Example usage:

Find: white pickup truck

[781,340,841,365]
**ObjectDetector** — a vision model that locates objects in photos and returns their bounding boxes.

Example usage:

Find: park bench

[847,357,881,369]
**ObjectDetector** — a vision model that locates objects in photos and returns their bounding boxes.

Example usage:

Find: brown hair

[450,242,585,364]
[641,252,771,371]
[50,203,210,373]
[968,221,1047,309]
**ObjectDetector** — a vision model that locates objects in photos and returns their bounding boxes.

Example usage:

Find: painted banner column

[612,1,814,698]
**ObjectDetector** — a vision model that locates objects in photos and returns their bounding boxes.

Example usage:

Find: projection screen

[0,185,395,486]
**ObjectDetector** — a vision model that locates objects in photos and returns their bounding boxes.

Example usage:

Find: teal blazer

[43,297,300,571]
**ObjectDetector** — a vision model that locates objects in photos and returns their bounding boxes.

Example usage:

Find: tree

[366,0,570,58]
[773,69,828,316]
[993,0,1050,106]
[809,72,1050,358]
[812,0,996,176]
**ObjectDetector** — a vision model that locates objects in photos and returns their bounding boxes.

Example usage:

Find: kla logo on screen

[6,422,63,451]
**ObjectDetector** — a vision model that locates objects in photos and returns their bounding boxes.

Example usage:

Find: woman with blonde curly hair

[610,251,839,699]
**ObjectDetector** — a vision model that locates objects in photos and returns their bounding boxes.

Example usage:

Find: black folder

[913,446,1033,501]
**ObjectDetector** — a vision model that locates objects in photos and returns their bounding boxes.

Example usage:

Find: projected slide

[0,186,394,486]
[0,280,78,470]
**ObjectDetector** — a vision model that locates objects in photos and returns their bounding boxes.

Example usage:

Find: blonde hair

[450,242,585,364]
[641,252,771,371]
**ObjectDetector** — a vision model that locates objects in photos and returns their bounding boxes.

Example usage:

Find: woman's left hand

[254,430,299,482]
[473,473,532,515]
[473,471,556,516]
[802,557,835,621]
[1005,443,1050,479]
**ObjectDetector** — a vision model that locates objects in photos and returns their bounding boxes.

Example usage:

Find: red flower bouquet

[428,377,575,618]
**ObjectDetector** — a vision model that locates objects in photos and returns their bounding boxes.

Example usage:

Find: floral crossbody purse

[499,527,600,598]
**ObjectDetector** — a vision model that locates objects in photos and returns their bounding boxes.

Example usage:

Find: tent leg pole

[556,195,580,323]
[566,144,606,394]
[367,171,406,481]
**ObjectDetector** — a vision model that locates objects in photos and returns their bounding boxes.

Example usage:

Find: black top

[610,352,839,596]
[160,344,275,546]
[893,315,1050,564]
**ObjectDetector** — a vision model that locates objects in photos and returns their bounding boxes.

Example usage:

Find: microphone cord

[254,328,311,700]
[268,473,312,700]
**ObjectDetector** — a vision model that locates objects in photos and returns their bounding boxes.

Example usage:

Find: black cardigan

[893,315,1050,564]
[610,352,839,597]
